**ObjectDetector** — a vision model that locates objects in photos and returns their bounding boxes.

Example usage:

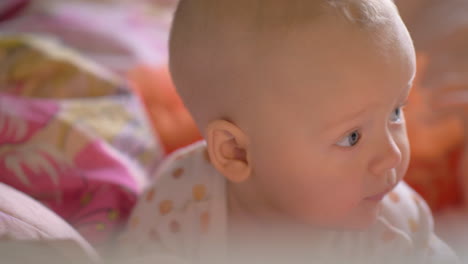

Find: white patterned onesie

[120,141,459,264]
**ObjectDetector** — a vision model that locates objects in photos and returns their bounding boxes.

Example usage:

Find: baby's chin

[334,202,383,231]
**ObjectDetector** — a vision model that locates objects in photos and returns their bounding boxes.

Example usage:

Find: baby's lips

[365,182,398,202]
[365,188,391,201]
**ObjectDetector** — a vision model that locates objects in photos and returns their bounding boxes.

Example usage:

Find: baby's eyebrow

[324,82,413,131]
[323,104,373,131]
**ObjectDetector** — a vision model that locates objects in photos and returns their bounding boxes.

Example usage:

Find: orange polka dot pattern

[193,184,207,201]
[131,216,140,228]
[160,200,173,215]
[200,211,210,233]
[408,218,419,233]
[173,168,184,179]
[146,188,156,202]
[389,192,400,203]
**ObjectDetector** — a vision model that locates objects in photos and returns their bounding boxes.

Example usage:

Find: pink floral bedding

[0,36,164,247]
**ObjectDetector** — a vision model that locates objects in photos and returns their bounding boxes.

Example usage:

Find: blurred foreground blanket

[0,183,99,263]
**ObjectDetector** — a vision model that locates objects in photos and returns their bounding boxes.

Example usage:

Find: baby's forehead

[170,0,406,128]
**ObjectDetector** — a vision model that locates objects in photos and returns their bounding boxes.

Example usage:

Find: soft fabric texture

[0,183,98,261]
[121,141,459,264]
[0,35,164,246]
[0,0,176,73]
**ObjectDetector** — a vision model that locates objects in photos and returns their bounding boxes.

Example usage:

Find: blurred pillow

[0,183,98,262]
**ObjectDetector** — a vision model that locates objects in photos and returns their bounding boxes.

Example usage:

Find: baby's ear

[205,120,251,183]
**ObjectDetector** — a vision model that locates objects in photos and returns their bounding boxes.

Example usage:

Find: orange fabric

[128,65,202,154]
[404,54,465,211]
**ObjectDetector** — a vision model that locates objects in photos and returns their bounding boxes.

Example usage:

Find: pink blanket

[0,35,164,247]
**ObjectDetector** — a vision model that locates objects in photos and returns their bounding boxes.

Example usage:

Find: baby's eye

[336,130,361,147]
[390,107,403,123]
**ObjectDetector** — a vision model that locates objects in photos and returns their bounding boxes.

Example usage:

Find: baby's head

[170,0,416,230]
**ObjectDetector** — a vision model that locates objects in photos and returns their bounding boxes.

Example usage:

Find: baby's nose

[369,135,402,176]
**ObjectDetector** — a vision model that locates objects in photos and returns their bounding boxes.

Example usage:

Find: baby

[120,0,459,263]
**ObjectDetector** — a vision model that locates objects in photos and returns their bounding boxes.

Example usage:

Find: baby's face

[243,13,416,229]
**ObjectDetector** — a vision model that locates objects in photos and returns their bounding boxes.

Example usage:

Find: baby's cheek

[324,186,362,213]
[297,176,363,225]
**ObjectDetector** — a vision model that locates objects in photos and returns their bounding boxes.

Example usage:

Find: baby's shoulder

[135,140,223,214]
[372,182,459,263]
[154,140,216,186]
[379,181,434,245]
[119,141,226,255]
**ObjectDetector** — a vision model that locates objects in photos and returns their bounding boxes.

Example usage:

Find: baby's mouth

[364,171,401,201]
[364,186,394,202]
